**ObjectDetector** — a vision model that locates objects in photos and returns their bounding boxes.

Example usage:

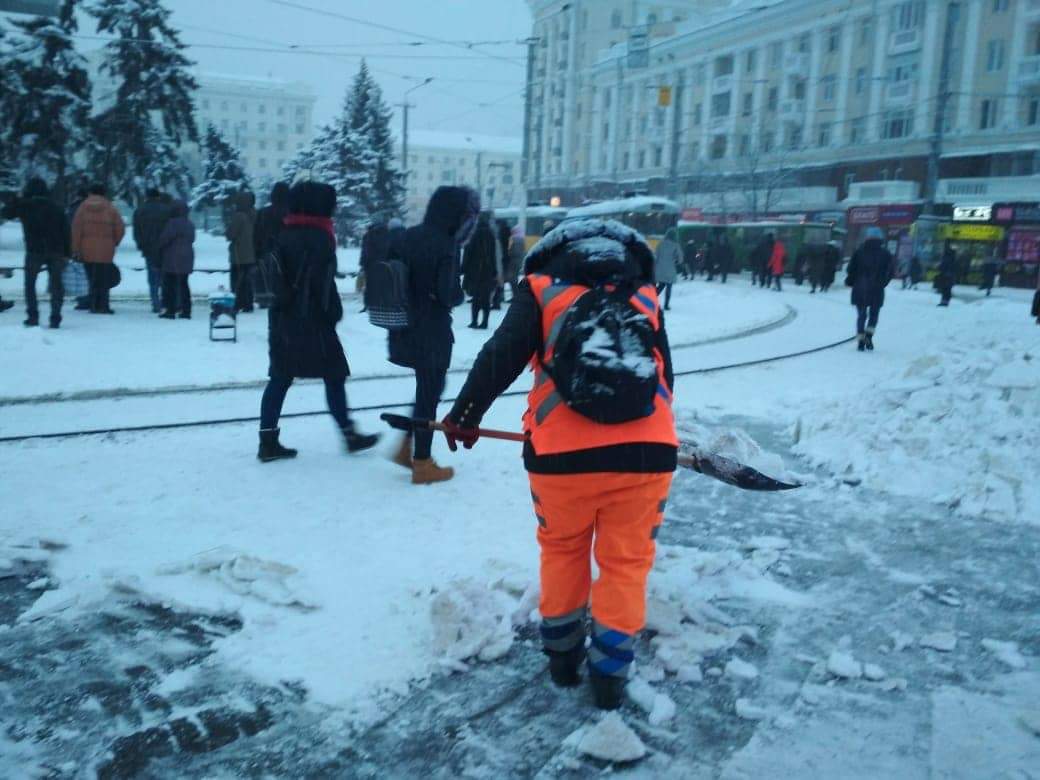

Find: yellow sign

[658,86,672,107]
[938,224,1004,242]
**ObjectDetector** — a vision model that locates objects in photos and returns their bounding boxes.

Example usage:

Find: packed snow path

[2,421,1038,777]
[3,272,1038,775]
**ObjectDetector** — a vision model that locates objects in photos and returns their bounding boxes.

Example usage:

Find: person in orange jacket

[442,219,678,710]
[768,233,786,291]
[71,182,125,314]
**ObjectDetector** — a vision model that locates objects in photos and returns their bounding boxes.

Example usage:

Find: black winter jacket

[846,238,893,307]
[3,195,70,258]
[462,219,499,298]
[133,198,171,262]
[449,219,677,475]
[254,182,290,261]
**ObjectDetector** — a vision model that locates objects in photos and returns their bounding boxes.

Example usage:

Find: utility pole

[398,78,433,221]
[925,2,960,215]
[668,71,684,202]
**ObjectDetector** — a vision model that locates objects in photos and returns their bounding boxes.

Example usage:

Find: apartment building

[525,0,1040,216]
[400,131,522,222]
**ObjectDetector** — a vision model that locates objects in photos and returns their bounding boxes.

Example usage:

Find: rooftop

[403,130,522,155]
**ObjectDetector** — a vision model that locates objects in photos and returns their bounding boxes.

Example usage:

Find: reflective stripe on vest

[524,273,679,456]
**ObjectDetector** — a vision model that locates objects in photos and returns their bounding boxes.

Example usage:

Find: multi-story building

[86,52,316,188]
[0,0,58,17]
[525,0,1040,224]
[400,130,522,221]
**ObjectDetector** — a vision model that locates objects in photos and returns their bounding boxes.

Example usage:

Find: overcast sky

[145,0,531,140]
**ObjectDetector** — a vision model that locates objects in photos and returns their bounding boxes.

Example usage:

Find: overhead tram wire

[262,0,526,67]
[0,336,856,445]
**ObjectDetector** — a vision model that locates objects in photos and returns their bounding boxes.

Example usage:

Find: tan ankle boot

[391,435,412,470]
[412,458,454,485]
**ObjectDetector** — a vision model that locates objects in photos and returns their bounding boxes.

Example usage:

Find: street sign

[953,205,992,222]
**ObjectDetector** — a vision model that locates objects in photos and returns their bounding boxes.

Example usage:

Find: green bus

[677,220,845,272]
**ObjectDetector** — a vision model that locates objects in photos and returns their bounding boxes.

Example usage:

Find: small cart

[209,291,237,342]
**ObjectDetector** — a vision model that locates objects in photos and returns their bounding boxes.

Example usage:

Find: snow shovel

[379,414,802,492]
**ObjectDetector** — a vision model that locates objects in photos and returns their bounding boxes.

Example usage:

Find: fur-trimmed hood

[523,218,655,285]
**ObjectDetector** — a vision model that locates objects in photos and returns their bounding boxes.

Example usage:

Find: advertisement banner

[1007,228,1040,264]
[937,224,1005,241]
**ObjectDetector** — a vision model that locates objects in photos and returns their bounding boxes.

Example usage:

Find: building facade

[400,131,522,221]
[525,0,1040,219]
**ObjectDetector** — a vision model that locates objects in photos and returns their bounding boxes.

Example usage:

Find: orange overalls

[525,274,677,676]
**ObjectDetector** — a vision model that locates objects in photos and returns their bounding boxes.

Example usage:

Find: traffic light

[658,86,672,107]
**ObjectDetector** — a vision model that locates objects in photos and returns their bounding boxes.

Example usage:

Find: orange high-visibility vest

[524,273,678,456]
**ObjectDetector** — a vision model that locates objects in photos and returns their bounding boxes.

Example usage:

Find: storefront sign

[953,205,992,222]
[848,207,879,225]
[849,204,918,225]
[1007,228,1040,263]
[992,203,1040,224]
[937,224,1005,241]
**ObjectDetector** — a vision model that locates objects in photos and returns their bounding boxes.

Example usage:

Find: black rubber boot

[589,668,624,711]
[546,645,586,688]
[258,428,298,462]
[865,332,874,351]
[49,315,61,329]
[344,425,380,454]
[0,300,14,313]
[857,334,866,352]
[24,315,39,327]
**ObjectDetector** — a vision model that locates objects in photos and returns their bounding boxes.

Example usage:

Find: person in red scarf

[257,181,379,461]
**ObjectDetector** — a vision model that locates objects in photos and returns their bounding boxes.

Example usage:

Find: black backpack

[545,284,660,424]
[366,254,411,330]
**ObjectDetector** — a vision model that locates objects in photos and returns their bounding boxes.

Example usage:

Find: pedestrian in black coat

[807,244,825,292]
[822,241,841,291]
[257,181,378,462]
[845,227,893,351]
[463,212,499,329]
[391,185,480,484]
[157,199,195,319]
[253,181,290,309]
[133,188,171,312]
[936,242,957,306]
[707,233,734,283]
[1,177,70,328]
[359,217,391,313]
[751,236,773,288]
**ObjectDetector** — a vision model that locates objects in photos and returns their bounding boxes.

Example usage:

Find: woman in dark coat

[845,226,894,351]
[157,199,195,319]
[462,212,499,329]
[253,181,290,308]
[257,181,379,462]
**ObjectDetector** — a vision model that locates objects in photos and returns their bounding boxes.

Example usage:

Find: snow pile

[793,341,1040,523]
[157,547,319,609]
[678,419,793,483]
[565,712,647,763]
[430,579,517,669]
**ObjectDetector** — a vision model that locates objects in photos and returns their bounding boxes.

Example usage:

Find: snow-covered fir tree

[1,0,91,198]
[353,62,405,220]
[0,27,22,192]
[87,0,198,203]
[190,124,250,210]
[141,124,192,198]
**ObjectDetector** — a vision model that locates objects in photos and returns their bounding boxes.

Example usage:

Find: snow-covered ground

[2,231,1039,775]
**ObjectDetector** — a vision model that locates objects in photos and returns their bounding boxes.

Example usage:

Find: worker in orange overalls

[442,219,678,710]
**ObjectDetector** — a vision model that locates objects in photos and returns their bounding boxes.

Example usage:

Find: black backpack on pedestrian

[366,253,411,330]
[545,283,659,425]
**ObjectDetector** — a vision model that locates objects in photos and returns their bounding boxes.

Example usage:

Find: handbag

[62,259,89,298]
[106,264,122,290]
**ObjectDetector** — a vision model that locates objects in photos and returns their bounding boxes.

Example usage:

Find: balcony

[889,27,922,54]
[1019,55,1040,85]
[779,99,806,121]
[784,52,809,73]
[884,80,915,106]
[713,74,734,93]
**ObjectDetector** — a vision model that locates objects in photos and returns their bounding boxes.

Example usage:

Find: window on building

[856,67,868,94]
[258,104,266,115]
[221,119,229,131]
[647,12,658,25]
[637,150,646,168]
[653,146,663,167]
[623,151,631,170]
[818,122,832,146]
[710,134,727,159]
[258,122,267,132]
[689,141,700,161]
[602,122,610,140]
[711,91,732,117]
[768,87,779,111]
[221,100,229,111]
[259,158,267,169]
[828,26,840,53]
[714,54,734,77]
[882,109,914,138]
[442,170,455,182]
[793,79,807,100]
[295,123,305,134]
[739,134,751,156]
[986,40,1006,72]
[259,140,267,150]
[277,106,285,116]
[693,102,702,125]
[611,9,622,29]
[746,49,757,72]
[277,140,286,151]
[743,92,753,116]
[695,64,707,82]
[892,1,924,31]
[277,123,287,134]
[980,98,1000,129]
[603,87,612,109]
[992,0,1009,11]
[788,125,802,149]
[241,102,248,112]
[822,75,837,102]
[639,114,649,133]
[762,132,775,153]
[295,106,306,118]
[770,41,782,66]
[849,116,866,143]
[859,18,872,44]
[625,117,633,137]
[278,159,285,169]
[798,33,810,53]
[1028,97,1040,126]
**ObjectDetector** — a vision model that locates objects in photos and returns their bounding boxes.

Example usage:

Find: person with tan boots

[71,183,125,314]
[441,219,678,709]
